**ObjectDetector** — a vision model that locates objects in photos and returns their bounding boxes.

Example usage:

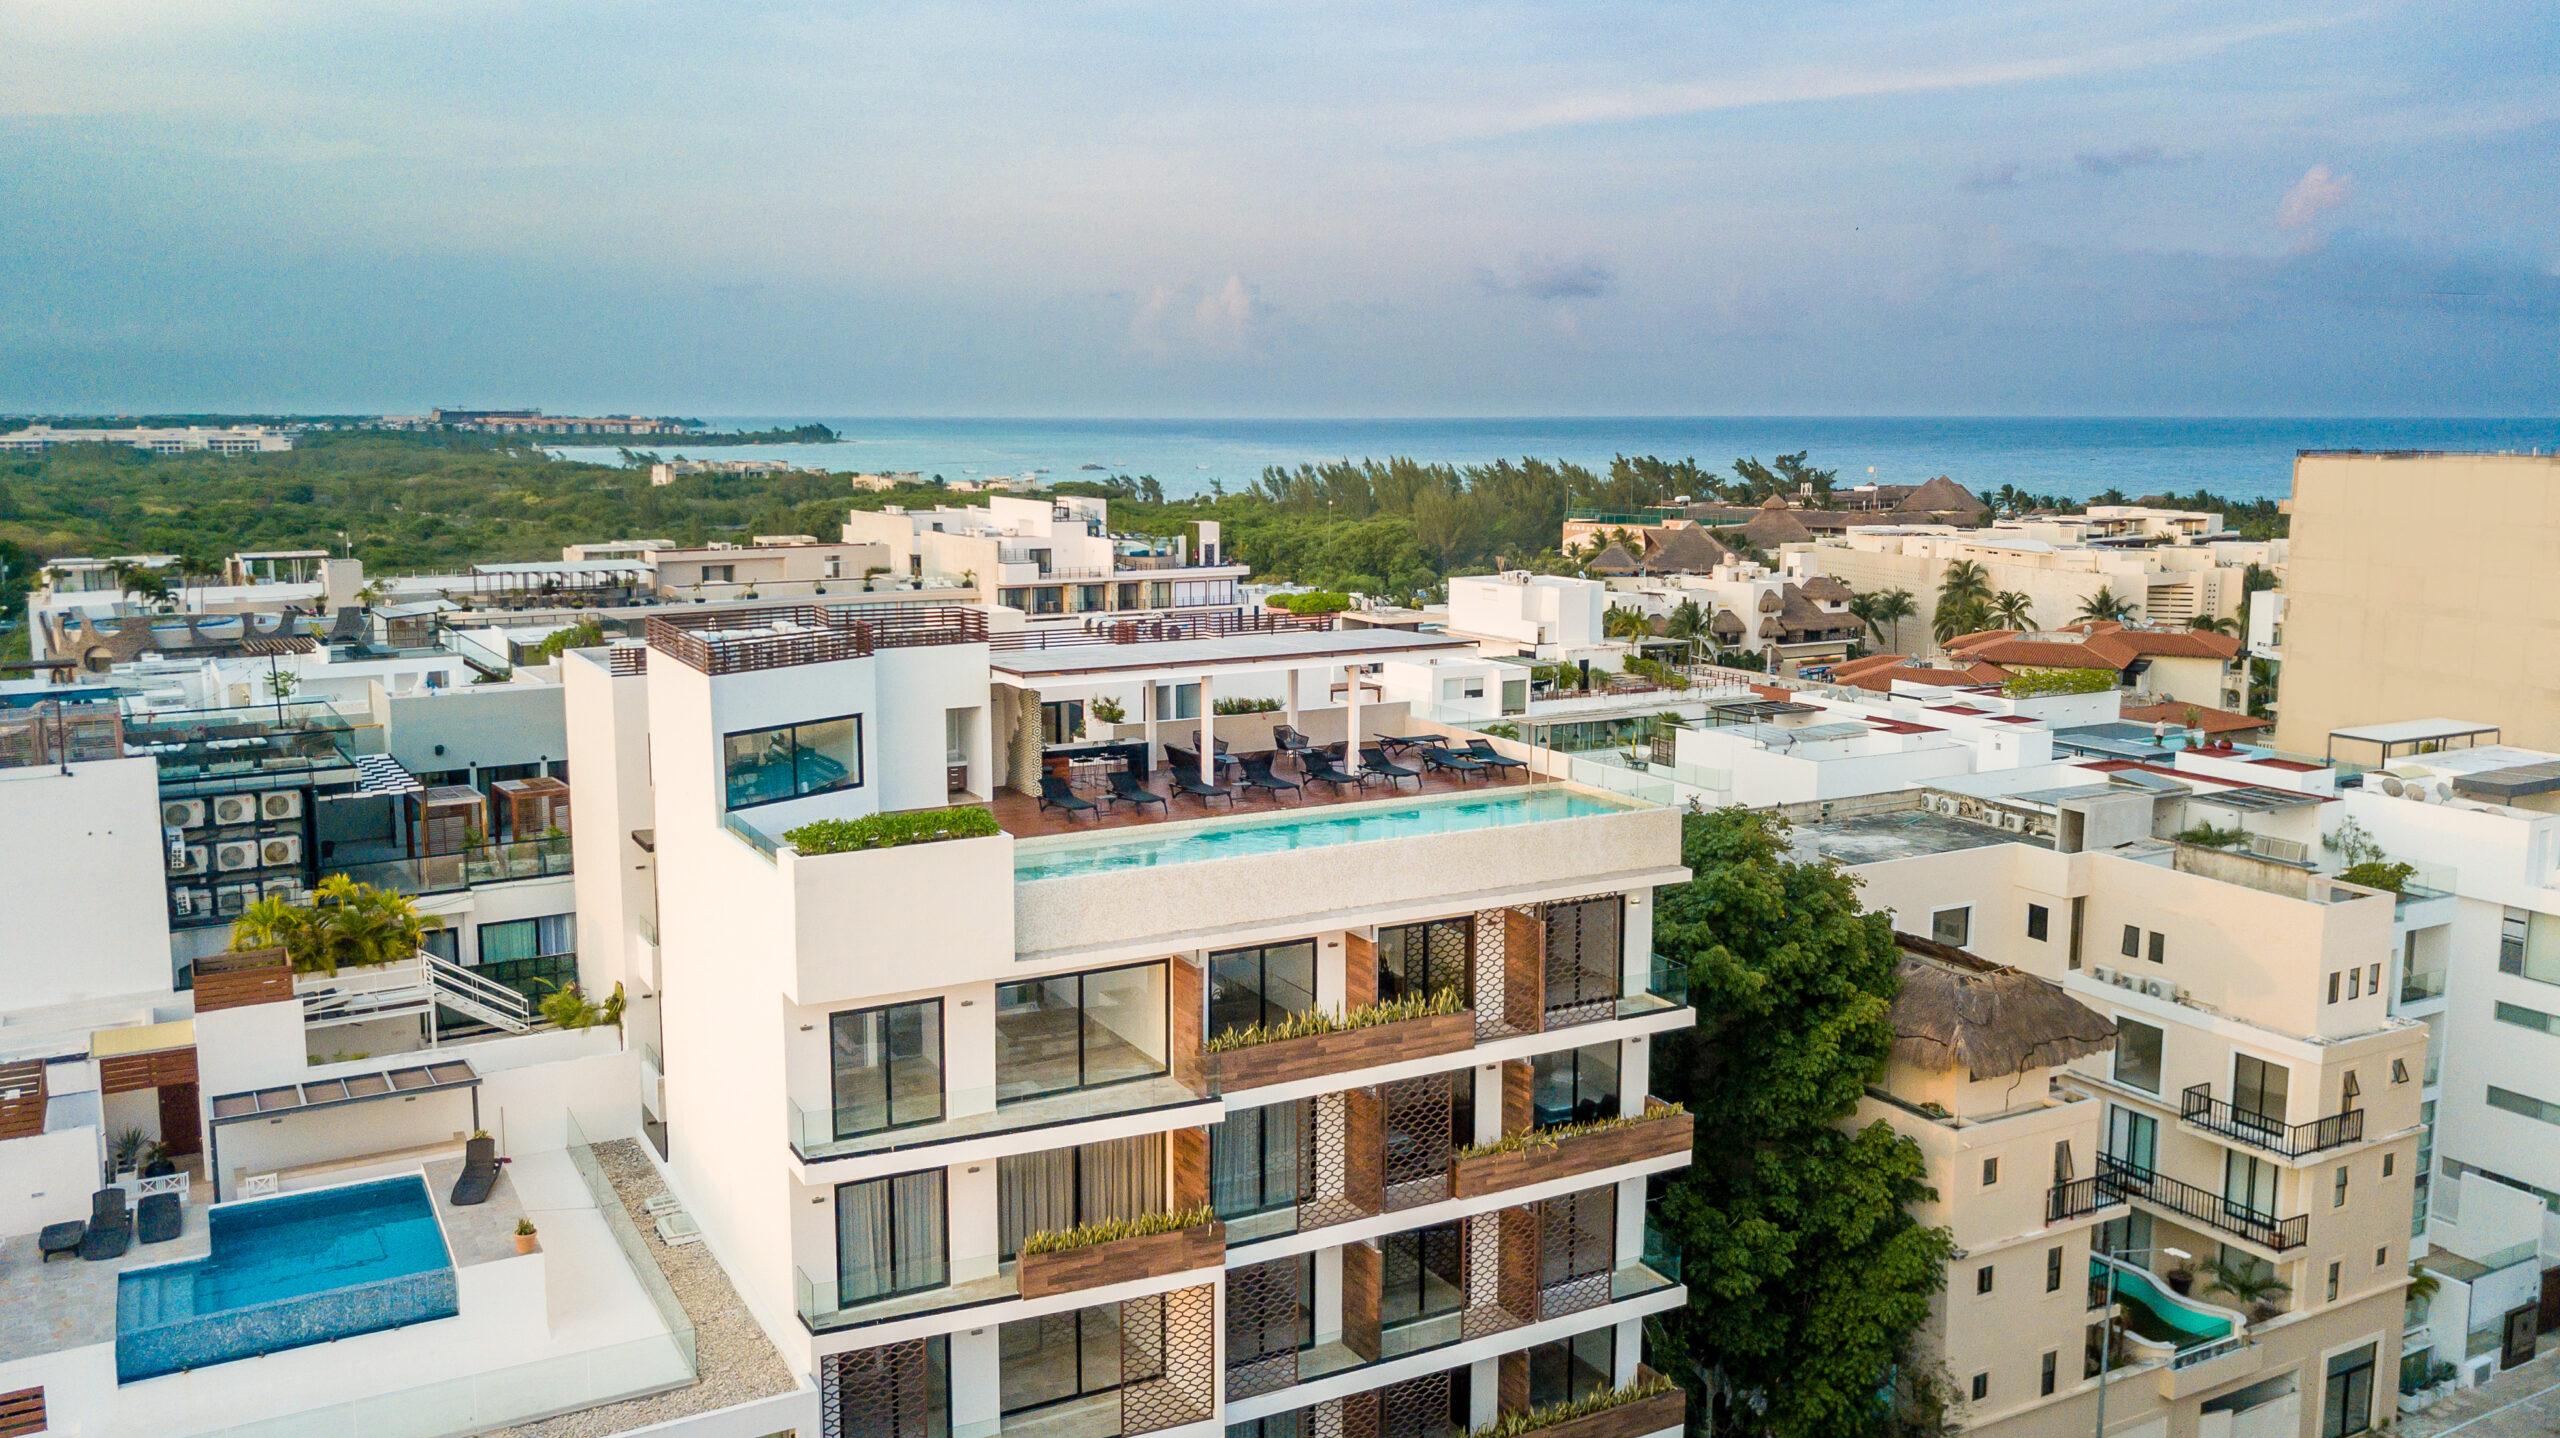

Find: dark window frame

[723,713,864,811]
[2027,904,2050,942]
[831,997,947,1140]
[995,960,1169,1107]
[1210,940,1318,1040]
[1378,918,1475,1006]
[834,1170,949,1309]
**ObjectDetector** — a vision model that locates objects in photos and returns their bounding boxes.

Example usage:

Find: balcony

[2179,1085,2364,1158]
[2401,965,2448,1003]
[331,836,575,896]
[2097,1154,2307,1251]
[1209,1004,1477,1094]
[788,1075,1213,1166]
[1450,1102,1693,1200]
[1017,1218,1226,1301]
[2046,1175,2121,1224]
[644,602,986,675]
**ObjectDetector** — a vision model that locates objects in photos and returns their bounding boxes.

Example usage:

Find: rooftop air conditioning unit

[214,840,261,872]
[171,845,209,876]
[2113,972,2135,989]
[2142,979,2169,998]
[213,794,258,826]
[261,835,301,868]
[261,877,303,902]
[169,887,197,918]
[2090,966,2114,984]
[215,883,256,916]
[262,791,304,820]
[162,799,207,830]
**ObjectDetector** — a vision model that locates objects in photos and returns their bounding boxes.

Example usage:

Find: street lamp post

[2093,1242,2190,1437]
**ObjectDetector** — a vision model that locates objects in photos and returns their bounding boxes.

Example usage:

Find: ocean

[545,416,2558,503]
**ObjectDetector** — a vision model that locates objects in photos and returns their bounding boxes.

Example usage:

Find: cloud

[1478,254,1614,300]
[1128,274,1272,361]
[2278,164,2353,231]
[2074,144,2168,176]
[1962,161,2023,192]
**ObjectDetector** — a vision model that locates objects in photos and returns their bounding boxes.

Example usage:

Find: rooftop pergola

[988,628,1474,789]
[2325,718,2502,767]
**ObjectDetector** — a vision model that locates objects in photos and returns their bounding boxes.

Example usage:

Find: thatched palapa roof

[1889,934,2116,1081]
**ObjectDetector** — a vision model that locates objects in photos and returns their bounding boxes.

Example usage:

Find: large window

[2114,1016,2164,1093]
[1000,1306,1150,1414]
[2233,1053,2291,1125]
[2500,908,2560,985]
[833,999,944,1139]
[1543,897,1622,1022]
[1524,1330,1615,1409]
[477,913,575,963]
[836,1170,947,1307]
[1381,1222,1465,1330]
[996,963,1167,1104]
[998,1135,1166,1258]
[2321,1342,2375,1437]
[2106,1107,2158,1173]
[1379,919,1473,1005]
[723,715,862,810]
[1210,941,1317,1040]
[1210,1102,1303,1221]
[1532,1044,1621,1130]
[1041,701,1085,746]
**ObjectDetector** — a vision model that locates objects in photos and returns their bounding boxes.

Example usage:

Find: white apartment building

[0,425,296,455]
[560,604,1700,1438]
[846,497,1244,627]
[1791,788,2425,1437]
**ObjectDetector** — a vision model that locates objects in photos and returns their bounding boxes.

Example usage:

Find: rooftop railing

[331,836,575,896]
[0,702,123,770]
[2180,1084,2363,1158]
[645,602,987,674]
[987,608,1333,652]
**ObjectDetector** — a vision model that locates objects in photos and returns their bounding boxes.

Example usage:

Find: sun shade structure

[1888,935,2117,1081]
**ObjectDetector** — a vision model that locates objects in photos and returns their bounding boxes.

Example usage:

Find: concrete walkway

[2400,1345,2560,1438]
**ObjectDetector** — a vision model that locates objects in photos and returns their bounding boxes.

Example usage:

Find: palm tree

[2199,1257,2293,1321]
[109,560,170,612]
[1869,588,1917,652]
[1664,597,1708,641]
[233,876,441,976]
[1990,591,2036,630]
[1937,560,1991,612]
[1847,592,1885,647]
[2188,613,2237,636]
[2075,587,2134,623]
[1603,605,1653,640]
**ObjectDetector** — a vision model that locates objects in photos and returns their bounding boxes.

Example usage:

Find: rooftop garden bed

[785,806,999,856]
[1205,989,1464,1054]
[1469,1374,1683,1438]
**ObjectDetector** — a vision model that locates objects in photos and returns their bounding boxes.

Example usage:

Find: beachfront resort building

[1791,782,2426,1437]
[0,425,296,456]
[845,496,1248,629]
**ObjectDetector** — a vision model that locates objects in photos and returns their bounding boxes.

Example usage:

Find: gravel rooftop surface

[493,1138,800,1438]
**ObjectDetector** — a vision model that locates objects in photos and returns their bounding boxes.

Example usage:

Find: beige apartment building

[1798,793,2425,1437]
[2272,451,2560,757]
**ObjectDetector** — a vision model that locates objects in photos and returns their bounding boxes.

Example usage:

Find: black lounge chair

[39,1220,84,1262]
[1359,746,1422,790]
[1421,746,1488,782]
[1300,750,1375,793]
[1376,733,1430,759]
[1464,740,1529,775]
[81,1188,130,1261]
[1173,772,1236,807]
[137,1191,182,1244]
[1104,770,1167,813]
[452,1132,501,1207]
[1038,775,1100,821]
[1239,756,1301,801]
[1270,726,1313,770]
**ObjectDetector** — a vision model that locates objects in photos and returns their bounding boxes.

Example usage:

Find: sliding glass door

[836,1170,948,1307]
[833,999,944,1139]
[998,1134,1167,1257]
[996,962,1168,1105]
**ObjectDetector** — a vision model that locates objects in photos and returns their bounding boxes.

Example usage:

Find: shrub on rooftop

[784,806,1000,856]
[2001,667,2118,697]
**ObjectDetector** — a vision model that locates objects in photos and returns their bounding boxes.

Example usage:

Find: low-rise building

[0,425,295,455]
[846,495,1244,627]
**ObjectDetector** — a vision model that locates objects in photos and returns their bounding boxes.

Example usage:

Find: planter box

[1522,1386,1686,1438]
[1211,1011,1476,1092]
[1452,1109,1694,1200]
[1018,1222,1226,1300]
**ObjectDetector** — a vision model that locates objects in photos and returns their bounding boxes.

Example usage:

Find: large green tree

[1647,808,1954,1437]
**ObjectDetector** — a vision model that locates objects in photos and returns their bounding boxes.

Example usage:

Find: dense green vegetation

[1648,808,1955,1437]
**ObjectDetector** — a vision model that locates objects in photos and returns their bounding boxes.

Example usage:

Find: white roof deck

[2328,718,2502,745]
[990,627,1470,683]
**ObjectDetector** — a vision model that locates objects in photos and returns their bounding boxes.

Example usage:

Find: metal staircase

[298,956,536,1035]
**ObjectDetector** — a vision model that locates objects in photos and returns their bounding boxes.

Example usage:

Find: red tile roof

[1828,653,2013,693]
[1948,620,2241,671]
[2118,700,2271,736]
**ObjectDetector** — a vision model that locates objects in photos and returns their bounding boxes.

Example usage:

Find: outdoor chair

[1463,740,1529,775]
[1038,775,1100,821]
[451,1132,501,1207]
[1300,750,1376,793]
[1271,726,1312,766]
[1421,746,1488,782]
[1239,756,1301,801]
[1173,771,1236,807]
[1104,770,1168,813]
[1376,733,1430,759]
[38,1220,83,1262]
[81,1187,130,1261]
[137,1192,182,1245]
[1359,746,1422,790]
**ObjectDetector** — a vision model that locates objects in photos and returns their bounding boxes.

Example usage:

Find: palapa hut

[1887,934,2118,1084]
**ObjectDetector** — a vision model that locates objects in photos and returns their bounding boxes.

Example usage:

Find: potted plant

[2165,1263,2195,1296]
[515,1217,539,1255]
[2200,1257,2292,1323]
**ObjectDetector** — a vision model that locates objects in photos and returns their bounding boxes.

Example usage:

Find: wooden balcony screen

[0,1064,45,1142]
[1121,1282,1217,1436]
[1342,1239,1383,1362]
[1170,955,1206,1094]
[1344,930,1378,1009]
[1381,1073,1455,1210]
[190,948,295,1012]
[98,1047,197,1097]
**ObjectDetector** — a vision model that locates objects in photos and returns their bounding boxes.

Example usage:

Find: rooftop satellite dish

[2435,781,2455,800]
[2402,785,2428,802]
[2378,776,2404,796]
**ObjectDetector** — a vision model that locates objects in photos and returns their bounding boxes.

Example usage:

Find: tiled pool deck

[0,1158,525,1365]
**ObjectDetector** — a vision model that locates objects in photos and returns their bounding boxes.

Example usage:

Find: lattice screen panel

[1381,1073,1454,1210]
[1537,895,1623,1030]
[1227,1257,1305,1400]
[1536,1187,1617,1320]
[1471,910,1518,1040]
[1299,1089,1378,1229]
[1459,1212,1525,1341]
[1122,1283,1217,1436]
[821,1340,937,1438]
[1316,1390,1383,1438]
[1379,1369,1457,1438]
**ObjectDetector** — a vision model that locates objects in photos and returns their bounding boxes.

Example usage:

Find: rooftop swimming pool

[118,1175,457,1383]
[2094,1256,2237,1349]
[1014,784,1644,881]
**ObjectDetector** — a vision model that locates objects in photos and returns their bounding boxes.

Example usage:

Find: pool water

[1014,785,1642,880]
[118,1175,457,1382]
[2093,1257,2236,1347]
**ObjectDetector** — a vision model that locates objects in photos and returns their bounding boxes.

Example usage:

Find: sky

[1,1,2555,417]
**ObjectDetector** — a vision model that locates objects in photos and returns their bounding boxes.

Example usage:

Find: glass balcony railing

[331,836,574,895]
[788,1075,1213,1163]
[2401,967,2448,1003]
[796,1254,1012,1333]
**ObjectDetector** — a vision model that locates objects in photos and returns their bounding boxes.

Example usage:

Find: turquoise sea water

[1014,786,1639,880]
[550,416,2558,503]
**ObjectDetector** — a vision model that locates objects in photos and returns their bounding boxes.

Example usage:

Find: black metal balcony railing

[2181,1085,2364,1158]
[2046,1176,2115,1224]
[2097,1153,2308,1251]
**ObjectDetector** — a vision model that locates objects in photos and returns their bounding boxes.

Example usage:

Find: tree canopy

[1647,807,1954,1437]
